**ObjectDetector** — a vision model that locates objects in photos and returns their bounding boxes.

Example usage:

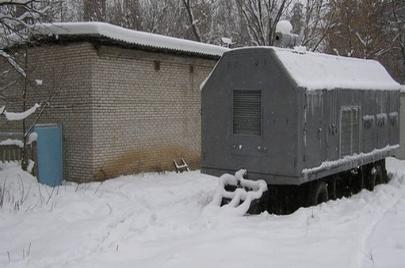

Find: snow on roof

[36,22,229,58]
[272,47,401,91]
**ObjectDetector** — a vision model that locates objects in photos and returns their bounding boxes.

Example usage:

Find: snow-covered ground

[1,158,404,268]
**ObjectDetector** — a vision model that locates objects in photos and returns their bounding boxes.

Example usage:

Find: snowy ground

[1,158,405,268]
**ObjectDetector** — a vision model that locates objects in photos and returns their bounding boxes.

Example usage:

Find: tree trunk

[182,0,202,42]
[21,46,28,171]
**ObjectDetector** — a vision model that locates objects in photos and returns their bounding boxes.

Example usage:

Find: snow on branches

[0,0,54,76]
[1,103,40,121]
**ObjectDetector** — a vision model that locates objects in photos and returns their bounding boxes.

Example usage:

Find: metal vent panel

[233,90,262,136]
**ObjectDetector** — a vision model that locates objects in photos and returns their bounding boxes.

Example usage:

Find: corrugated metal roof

[36,22,229,58]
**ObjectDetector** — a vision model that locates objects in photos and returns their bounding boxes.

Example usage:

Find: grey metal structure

[273,32,300,48]
[201,47,401,186]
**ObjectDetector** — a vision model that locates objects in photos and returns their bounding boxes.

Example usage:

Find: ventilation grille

[233,90,262,135]
[340,107,360,157]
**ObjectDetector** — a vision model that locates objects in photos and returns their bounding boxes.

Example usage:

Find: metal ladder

[173,158,190,173]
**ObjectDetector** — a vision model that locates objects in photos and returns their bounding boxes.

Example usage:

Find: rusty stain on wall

[94,145,200,181]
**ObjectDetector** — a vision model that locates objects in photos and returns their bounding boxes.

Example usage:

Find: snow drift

[1,159,405,268]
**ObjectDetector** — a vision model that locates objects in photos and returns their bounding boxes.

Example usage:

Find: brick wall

[91,46,216,180]
[1,42,217,182]
[0,42,97,182]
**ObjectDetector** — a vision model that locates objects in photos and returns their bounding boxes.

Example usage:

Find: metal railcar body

[201,47,401,191]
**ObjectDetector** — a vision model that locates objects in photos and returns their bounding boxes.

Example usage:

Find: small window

[362,115,375,129]
[376,113,387,127]
[233,90,262,135]
[153,60,160,71]
[340,107,360,157]
[389,112,398,126]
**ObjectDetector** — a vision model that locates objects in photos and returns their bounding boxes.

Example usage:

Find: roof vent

[274,20,301,48]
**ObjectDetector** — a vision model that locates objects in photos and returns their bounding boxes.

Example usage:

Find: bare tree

[289,0,335,51]
[140,0,174,34]
[50,0,83,22]
[325,0,387,58]
[234,0,294,46]
[107,0,142,30]
[0,0,59,170]
[182,0,203,42]
[289,2,303,34]
[322,0,405,82]
[181,0,232,45]
[383,0,405,82]
[83,0,106,21]
[0,0,49,76]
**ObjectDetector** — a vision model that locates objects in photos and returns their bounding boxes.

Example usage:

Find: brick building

[1,22,227,182]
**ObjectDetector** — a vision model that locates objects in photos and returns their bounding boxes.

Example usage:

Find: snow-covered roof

[36,22,229,58]
[271,47,400,91]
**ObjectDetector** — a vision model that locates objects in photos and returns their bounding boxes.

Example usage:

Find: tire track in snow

[352,174,405,268]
